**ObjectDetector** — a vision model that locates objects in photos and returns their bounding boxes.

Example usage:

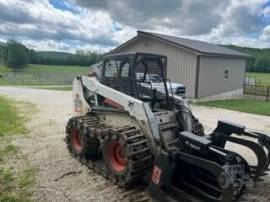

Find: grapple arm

[211,120,270,180]
[148,131,250,202]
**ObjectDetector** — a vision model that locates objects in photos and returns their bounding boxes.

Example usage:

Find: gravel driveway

[0,86,269,202]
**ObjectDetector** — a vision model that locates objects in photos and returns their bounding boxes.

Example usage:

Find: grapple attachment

[148,120,270,202]
[210,120,270,180]
[148,131,251,202]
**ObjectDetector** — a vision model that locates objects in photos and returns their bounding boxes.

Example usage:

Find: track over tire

[66,117,100,160]
[102,127,152,187]
[103,140,128,174]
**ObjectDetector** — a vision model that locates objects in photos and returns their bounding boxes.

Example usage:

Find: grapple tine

[258,140,270,168]
[210,121,268,180]
[210,146,251,175]
[248,131,270,169]
[215,134,267,180]
[237,130,270,170]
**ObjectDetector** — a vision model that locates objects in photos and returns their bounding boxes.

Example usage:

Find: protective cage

[100,53,173,110]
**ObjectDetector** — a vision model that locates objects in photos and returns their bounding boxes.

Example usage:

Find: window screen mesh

[135,59,170,101]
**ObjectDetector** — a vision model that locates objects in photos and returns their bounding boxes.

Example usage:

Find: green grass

[0,64,10,85]
[246,72,270,86]
[196,99,270,116]
[0,96,36,202]
[26,64,90,74]
[33,85,72,91]
[0,64,10,73]
[0,64,90,74]
[0,166,36,202]
[0,64,90,86]
[0,97,27,137]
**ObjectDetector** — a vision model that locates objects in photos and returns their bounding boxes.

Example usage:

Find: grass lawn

[0,63,90,74]
[0,63,90,85]
[0,96,36,201]
[0,63,11,73]
[26,64,90,74]
[0,97,26,137]
[246,72,270,86]
[33,85,72,91]
[196,99,270,116]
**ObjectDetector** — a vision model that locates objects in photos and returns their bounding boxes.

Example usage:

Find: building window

[224,69,229,79]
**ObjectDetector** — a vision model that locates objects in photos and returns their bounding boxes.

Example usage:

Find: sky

[0,0,269,53]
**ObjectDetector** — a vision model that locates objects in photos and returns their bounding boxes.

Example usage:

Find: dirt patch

[0,86,269,202]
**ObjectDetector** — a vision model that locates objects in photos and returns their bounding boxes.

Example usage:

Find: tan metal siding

[198,56,246,98]
[114,36,197,98]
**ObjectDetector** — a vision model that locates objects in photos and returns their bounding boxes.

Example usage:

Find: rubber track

[66,114,152,202]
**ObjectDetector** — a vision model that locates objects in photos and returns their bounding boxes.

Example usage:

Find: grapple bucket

[148,131,251,202]
[210,120,270,180]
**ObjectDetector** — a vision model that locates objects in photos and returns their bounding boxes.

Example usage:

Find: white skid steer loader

[66,52,270,202]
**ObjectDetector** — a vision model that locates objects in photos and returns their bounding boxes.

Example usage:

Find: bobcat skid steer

[66,52,270,202]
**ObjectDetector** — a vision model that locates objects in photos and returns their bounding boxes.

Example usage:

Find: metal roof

[137,31,249,58]
[104,52,166,60]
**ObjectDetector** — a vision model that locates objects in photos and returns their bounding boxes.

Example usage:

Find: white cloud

[0,0,134,52]
[260,25,270,41]
[74,0,227,36]
[0,0,269,52]
[72,0,270,48]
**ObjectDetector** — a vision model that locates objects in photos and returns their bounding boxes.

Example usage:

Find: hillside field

[0,64,90,85]
[0,64,90,74]
[246,72,270,85]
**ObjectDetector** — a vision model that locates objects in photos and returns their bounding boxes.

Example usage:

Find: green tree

[87,51,103,64]
[223,45,270,73]
[5,40,30,70]
[75,50,85,55]
[0,42,4,64]
[254,55,270,72]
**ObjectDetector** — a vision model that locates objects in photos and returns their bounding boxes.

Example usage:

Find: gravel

[0,86,269,202]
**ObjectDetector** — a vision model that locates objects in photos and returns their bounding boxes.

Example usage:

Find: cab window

[104,60,118,78]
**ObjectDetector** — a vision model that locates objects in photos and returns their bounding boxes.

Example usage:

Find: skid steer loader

[66,52,270,202]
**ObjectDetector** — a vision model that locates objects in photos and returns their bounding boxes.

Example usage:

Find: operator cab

[99,52,174,111]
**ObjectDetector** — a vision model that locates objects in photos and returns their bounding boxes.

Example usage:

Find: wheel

[66,117,100,160]
[103,139,128,175]
[71,128,83,152]
[101,127,152,187]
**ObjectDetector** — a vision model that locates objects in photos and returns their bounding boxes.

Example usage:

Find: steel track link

[66,114,152,202]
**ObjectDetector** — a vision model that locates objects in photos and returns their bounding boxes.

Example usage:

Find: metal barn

[109,31,249,99]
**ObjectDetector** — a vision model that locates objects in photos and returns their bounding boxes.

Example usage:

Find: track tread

[66,114,152,201]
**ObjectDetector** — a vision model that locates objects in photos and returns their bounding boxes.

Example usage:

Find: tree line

[225,45,270,73]
[0,40,103,70]
[1,40,269,72]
